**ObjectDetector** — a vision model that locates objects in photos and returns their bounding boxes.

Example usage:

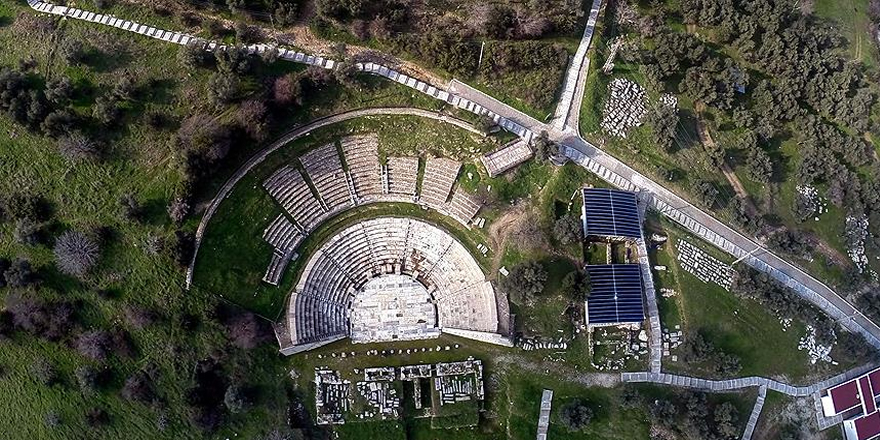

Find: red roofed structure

[821,367,880,440]
[854,412,880,440]
[831,381,864,414]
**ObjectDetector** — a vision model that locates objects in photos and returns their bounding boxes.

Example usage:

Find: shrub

[57,132,100,162]
[274,2,298,26]
[145,110,170,129]
[215,46,252,74]
[553,215,583,245]
[167,197,190,225]
[4,193,49,220]
[54,230,100,278]
[559,399,593,432]
[118,193,143,222]
[178,114,233,163]
[44,76,74,105]
[8,295,62,337]
[59,38,86,64]
[273,73,305,106]
[124,304,158,329]
[44,411,61,428]
[0,310,13,339]
[75,365,100,394]
[500,261,547,305]
[225,310,270,349]
[207,72,240,107]
[4,258,36,288]
[178,40,213,69]
[236,99,270,142]
[76,329,113,361]
[171,230,195,267]
[122,371,155,403]
[234,22,261,44]
[224,383,249,413]
[113,72,137,101]
[85,407,110,427]
[532,131,557,162]
[92,94,122,126]
[13,217,41,245]
[560,270,590,300]
[31,358,58,385]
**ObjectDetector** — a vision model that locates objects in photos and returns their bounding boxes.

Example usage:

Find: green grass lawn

[815,0,879,68]
[648,216,859,383]
[472,39,576,122]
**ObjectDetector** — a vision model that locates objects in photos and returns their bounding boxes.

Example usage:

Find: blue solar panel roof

[585,264,645,325]
[582,188,642,239]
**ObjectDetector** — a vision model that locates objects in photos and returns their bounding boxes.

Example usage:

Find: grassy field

[815,0,879,68]
[647,215,865,383]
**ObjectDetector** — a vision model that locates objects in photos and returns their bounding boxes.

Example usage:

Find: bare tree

[54,230,100,278]
[168,197,190,225]
[76,329,113,360]
[58,133,100,162]
[225,311,270,349]
[122,371,155,403]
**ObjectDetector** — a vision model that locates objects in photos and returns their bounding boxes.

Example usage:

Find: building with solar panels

[585,264,645,327]
[580,188,647,327]
[581,188,643,241]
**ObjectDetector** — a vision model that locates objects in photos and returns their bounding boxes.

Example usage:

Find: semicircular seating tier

[276,217,511,355]
[259,133,483,286]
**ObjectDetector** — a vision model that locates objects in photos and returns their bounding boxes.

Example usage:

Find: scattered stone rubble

[662,325,684,360]
[845,215,870,274]
[435,359,485,405]
[798,325,835,365]
[676,240,734,290]
[796,185,828,221]
[518,337,568,351]
[356,368,400,420]
[314,344,461,359]
[660,93,677,109]
[315,369,350,425]
[601,78,647,138]
[313,358,485,424]
[591,326,647,371]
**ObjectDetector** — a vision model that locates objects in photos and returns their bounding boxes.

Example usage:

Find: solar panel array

[585,264,645,325]
[582,188,642,238]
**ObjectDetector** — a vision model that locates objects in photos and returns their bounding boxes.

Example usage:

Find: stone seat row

[261,138,485,289]
[286,217,498,348]
[261,215,305,285]
[290,292,348,344]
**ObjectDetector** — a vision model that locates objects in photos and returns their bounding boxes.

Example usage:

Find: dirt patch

[496,353,621,388]
[487,202,529,272]
[812,237,851,270]
[694,111,757,216]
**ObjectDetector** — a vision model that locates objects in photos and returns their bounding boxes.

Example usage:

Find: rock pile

[796,185,828,221]
[519,337,568,351]
[798,325,835,365]
[662,326,683,358]
[591,327,647,371]
[660,93,677,108]
[845,215,870,274]
[601,78,647,138]
[676,240,734,290]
